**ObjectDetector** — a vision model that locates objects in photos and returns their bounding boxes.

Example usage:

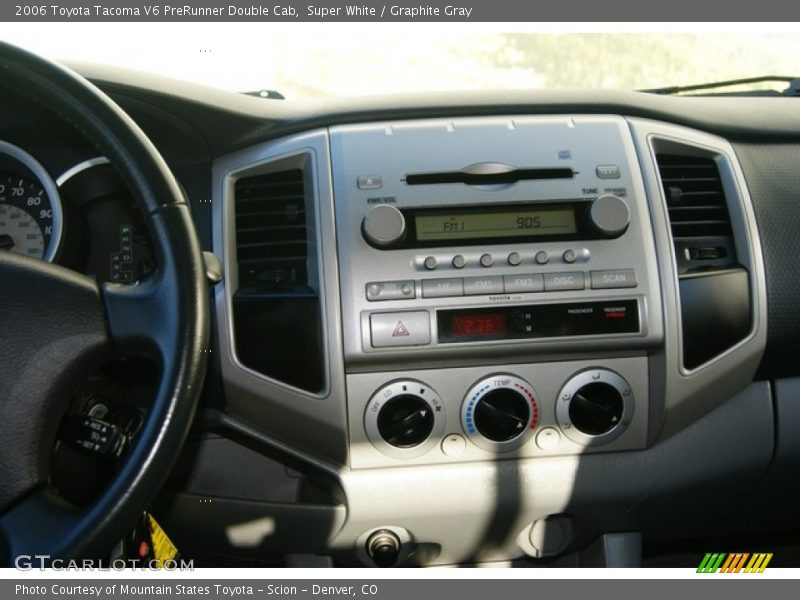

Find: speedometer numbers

[0,140,62,262]
[0,175,55,259]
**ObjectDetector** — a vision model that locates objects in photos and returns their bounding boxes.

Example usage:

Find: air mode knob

[362,204,406,248]
[568,382,624,435]
[590,195,630,238]
[556,368,634,446]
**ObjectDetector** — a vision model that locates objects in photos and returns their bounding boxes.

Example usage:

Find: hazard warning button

[370,311,431,348]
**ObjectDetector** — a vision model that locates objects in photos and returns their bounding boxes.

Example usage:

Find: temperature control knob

[365,380,445,458]
[462,374,539,452]
[556,368,634,446]
[362,204,406,248]
[590,195,630,238]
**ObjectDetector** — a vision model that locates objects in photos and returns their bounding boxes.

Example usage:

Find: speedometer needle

[0,234,14,251]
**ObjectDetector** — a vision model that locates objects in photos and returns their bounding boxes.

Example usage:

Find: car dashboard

[3,63,800,567]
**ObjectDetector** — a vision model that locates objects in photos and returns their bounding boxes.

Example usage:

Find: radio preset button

[366,280,416,301]
[535,251,549,265]
[544,272,585,291]
[423,256,438,270]
[563,249,577,264]
[370,311,431,347]
[590,269,637,289]
[422,278,464,298]
[479,253,494,268]
[504,274,544,294]
[464,276,504,295]
[452,254,466,269]
[507,252,522,266]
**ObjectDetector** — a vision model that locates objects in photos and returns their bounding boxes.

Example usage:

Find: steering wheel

[0,43,209,564]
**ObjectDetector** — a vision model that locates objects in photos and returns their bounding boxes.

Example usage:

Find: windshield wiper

[641,75,800,97]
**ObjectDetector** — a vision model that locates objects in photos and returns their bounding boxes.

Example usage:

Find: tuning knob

[590,195,630,238]
[362,204,406,248]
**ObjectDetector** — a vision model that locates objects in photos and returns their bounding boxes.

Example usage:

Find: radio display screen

[414,207,577,242]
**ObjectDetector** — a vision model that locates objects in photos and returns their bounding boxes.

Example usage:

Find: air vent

[234,169,307,290]
[230,160,325,393]
[657,154,732,239]
[654,149,750,369]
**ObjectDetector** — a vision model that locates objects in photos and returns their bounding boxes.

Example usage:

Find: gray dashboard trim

[212,130,349,464]
[55,156,110,187]
[628,118,768,440]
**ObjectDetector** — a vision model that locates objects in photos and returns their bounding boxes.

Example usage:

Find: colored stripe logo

[697,552,773,573]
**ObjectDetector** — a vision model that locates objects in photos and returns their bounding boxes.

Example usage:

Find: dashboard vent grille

[657,154,732,239]
[234,169,307,289]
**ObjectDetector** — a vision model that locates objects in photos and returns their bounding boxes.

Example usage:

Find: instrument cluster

[0,138,154,284]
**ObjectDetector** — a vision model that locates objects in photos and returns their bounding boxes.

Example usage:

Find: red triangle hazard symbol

[392,321,410,337]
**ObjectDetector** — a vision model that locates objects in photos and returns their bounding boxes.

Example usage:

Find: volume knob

[362,204,406,248]
[590,195,630,238]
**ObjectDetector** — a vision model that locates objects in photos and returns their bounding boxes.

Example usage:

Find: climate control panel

[348,357,648,469]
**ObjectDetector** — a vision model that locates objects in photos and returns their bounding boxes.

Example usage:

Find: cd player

[329,115,664,369]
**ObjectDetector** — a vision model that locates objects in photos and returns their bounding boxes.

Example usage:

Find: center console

[330,116,662,468]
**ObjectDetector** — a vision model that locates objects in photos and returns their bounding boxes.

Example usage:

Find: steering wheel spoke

[0,489,84,565]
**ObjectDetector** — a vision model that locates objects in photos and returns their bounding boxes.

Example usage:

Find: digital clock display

[450,313,508,338]
[415,207,577,242]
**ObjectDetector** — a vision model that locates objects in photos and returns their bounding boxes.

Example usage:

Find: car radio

[330,115,663,369]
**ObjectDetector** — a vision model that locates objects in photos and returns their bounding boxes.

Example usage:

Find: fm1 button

[370,311,431,348]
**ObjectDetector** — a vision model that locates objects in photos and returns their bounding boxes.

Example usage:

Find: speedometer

[0,140,62,261]
[0,202,45,258]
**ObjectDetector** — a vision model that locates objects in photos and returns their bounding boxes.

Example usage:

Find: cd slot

[405,164,574,186]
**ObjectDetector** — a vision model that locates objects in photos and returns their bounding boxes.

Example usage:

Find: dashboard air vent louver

[234,169,307,290]
[654,148,750,369]
[657,154,732,239]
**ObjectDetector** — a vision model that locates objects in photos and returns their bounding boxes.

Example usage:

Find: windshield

[2,25,799,99]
